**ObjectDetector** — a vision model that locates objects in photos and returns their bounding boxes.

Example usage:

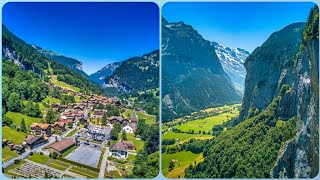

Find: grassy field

[2,147,18,163]
[2,126,27,144]
[51,75,80,92]
[162,124,168,132]
[201,103,241,113]
[5,112,42,129]
[69,167,99,178]
[66,129,78,138]
[43,96,61,104]
[162,151,204,178]
[123,109,156,124]
[48,160,71,171]
[27,153,51,165]
[176,111,239,133]
[127,133,144,151]
[162,132,212,142]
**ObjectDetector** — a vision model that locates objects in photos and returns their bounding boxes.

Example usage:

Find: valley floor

[161,104,240,178]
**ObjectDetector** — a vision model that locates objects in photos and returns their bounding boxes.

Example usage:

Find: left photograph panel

[2,2,160,179]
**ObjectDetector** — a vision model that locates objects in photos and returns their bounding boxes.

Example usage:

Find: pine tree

[122,130,127,140]
[101,112,107,125]
[20,118,27,133]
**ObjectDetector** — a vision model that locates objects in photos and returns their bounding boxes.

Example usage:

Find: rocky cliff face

[271,6,319,178]
[162,18,242,121]
[212,42,249,93]
[238,22,305,123]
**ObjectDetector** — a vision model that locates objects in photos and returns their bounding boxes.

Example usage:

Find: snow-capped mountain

[211,41,250,94]
[90,62,122,85]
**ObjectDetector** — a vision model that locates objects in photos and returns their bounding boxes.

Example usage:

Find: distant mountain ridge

[161,18,242,122]
[211,42,249,93]
[104,50,159,93]
[90,61,122,85]
[32,45,89,79]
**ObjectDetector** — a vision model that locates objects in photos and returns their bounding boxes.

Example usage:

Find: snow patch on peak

[212,41,250,93]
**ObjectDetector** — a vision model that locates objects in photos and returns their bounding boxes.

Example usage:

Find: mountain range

[161,18,242,122]
[90,62,122,85]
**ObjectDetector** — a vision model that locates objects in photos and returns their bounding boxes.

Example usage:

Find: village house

[12,145,25,154]
[121,141,136,151]
[92,109,104,118]
[23,135,48,149]
[52,103,67,112]
[122,124,134,134]
[52,122,66,134]
[78,117,87,125]
[47,138,75,156]
[109,142,127,159]
[109,116,129,126]
[64,111,76,122]
[74,110,85,120]
[30,123,52,136]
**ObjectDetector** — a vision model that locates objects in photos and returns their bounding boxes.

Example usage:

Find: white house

[108,142,128,159]
[122,125,134,134]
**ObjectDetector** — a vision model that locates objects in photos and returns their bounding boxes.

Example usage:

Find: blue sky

[163,2,315,52]
[3,2,159,74]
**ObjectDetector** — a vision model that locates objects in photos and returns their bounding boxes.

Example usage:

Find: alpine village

[2,24,159,178]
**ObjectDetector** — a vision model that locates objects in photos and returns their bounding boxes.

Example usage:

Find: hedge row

[57,157,100,172]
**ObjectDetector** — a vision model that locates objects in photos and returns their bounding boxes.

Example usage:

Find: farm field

[27,153,51,165]
[123,109,156,124]
[201,103,241,113]
[176,111,239,132]
[162,151,203,178]
[162,132,212,143]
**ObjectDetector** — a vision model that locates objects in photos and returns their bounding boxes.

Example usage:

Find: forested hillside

[104,50,159,93]
[184,6,319,178]
[2,25,102,95]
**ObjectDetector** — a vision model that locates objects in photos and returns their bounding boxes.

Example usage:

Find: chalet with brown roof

[31,123,52,136]
[121,141,136,151]
[24,135,47,149]
[52,122,66,133]
[47,138,75,155]
[11,145,25,154]
[109,116,129,126]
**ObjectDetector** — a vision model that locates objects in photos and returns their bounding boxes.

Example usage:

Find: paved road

[3,121,79,169]
[98,147,109,178]
[2,136,56,169]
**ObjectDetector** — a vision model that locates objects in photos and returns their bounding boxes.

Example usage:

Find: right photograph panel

[161,2,319,178]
